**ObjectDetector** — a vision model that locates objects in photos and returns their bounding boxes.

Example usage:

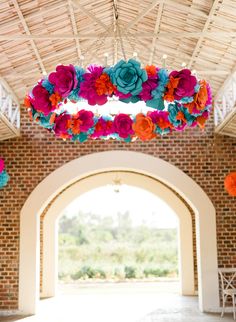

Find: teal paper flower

[0,170,9,188]
[111,59,148,95]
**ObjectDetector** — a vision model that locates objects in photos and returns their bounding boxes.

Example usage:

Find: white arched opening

[41,171,195,299]
[19,151,219,314]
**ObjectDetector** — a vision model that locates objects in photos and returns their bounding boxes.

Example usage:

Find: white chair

[218,268,236,320]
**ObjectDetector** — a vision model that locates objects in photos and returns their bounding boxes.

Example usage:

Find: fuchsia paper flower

[54,113,71,138]
[148,110,172,130]
[138,66,159,101]
[79,66,108,105]
[169,69,197,100]
[32,84,53,116]
[77,110,94,132]
[113,114,134,138]
[0,159,4,173]
[49,65,78,98]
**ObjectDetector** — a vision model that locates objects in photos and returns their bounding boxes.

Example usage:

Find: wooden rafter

[187,0,223,69]
[11,0,47,75]
[2,31,236,41]
[148,1,164,65]
[126,0,162,30]
[68,0,82,64]
[71,0,108,30]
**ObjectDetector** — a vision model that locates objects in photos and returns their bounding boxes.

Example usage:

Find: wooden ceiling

[0,0,236,102]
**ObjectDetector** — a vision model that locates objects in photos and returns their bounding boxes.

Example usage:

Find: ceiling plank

[187,0,223,69]
[12,0,47,75]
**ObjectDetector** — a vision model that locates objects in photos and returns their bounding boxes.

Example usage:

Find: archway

[41,171,195,299]
[19,151,219,314]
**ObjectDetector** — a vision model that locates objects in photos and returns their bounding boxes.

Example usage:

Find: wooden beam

[12,0,47,75]
[148,1,164,65]
[1,31,236,41]
[187,0,223,69]
[126,0,162,30]
[68,0,82,64]
[71,0,108,30]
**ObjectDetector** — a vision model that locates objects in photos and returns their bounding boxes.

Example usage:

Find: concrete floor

[0,282,234,322]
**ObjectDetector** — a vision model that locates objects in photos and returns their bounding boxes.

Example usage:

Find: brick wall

[0,110,236,310]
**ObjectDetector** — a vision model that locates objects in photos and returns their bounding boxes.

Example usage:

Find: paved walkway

[0,282,234,322]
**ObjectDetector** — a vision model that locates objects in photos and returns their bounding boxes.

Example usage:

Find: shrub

[124,266,136,279]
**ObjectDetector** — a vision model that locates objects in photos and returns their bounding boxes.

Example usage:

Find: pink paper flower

[0,159,4,173]
[77,110,94,132]
[169,69,197,100]
[54,113,71,138]
[113,114,134,138]
[49,65,78,98]
[79,66,108,105]
[32,84,53,116]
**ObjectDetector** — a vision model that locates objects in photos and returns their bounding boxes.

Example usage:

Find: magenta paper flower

[138,67,159,101]
[79,65,107,105]
[113,114,134,138]
[169,69,197,100]
[48,65,78,98]
[0,159,4,173]
[32,84,53,116]
[77,110,94,132]
[206,83,212,106]
[54,113,71,138]
[138,78,158,101]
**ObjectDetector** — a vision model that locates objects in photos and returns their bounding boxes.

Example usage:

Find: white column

[41,217,58,298]
[19,212,40,314]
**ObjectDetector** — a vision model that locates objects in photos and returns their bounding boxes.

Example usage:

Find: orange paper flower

[49,92,62,107]
[145,65,157,77]
[95,73,116,96]
[224,172,236,196]
[67,116,82,135]
[176,111,186,123]
[132,113,156,141]
[164,76,180,102]
[24,95,31,108]
[196,115,206,129]
[184,80,208,114]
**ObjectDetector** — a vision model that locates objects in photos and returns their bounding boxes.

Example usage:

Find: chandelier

[24,58,212,142]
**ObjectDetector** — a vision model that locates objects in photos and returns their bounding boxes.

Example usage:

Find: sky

[63,184,178,229]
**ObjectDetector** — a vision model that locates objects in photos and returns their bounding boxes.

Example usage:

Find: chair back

[218,268,236,293]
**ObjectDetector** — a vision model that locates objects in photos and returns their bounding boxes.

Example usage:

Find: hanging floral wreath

[0,158,9,189]
[224,172,236,196]
[24,59,212,142]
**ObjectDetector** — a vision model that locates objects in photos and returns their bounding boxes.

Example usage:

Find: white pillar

[41,217,58,298]
[19,212,40,314]
[178,209,195,295]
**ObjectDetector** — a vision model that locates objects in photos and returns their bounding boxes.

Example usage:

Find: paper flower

[113,114,134,138]
[132,113,156,141]
[79,66,109,105]
[184,80,209,114]
[111,59,148,95]
[91,117,114,138]
[138,65,159,102]
[0,158,4,173]
[167,69,197,101]
[32,84,54,116]
[54,113,71,139]
[0,158,9,189]
[48,64,78,98]
[224,172,236,196]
